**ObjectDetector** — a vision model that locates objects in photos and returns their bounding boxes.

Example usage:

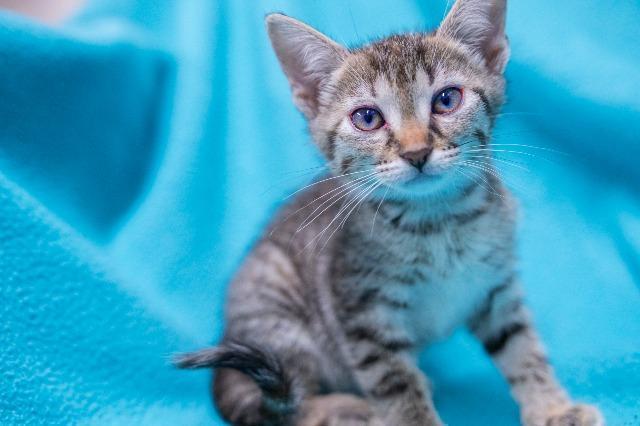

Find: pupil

[441,93,451,106]
[364,111,373,124]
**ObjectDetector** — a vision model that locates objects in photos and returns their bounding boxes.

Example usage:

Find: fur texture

[177,1,604,425]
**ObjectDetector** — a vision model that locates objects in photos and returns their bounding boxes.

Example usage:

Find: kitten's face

[314,35,505,198]
[267,0,509,199]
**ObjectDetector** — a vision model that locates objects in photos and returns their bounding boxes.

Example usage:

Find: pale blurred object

[0,0,84,24]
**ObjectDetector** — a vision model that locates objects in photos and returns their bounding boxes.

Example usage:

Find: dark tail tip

[173,346,224,369]
[174,341,289,394]
[175,341,297,424]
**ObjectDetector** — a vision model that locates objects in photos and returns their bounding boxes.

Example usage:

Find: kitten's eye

[350,108,385,131]
[432,87,463,114]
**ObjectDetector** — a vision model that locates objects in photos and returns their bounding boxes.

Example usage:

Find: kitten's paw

[296,394,384,426]
[541,404,604,426]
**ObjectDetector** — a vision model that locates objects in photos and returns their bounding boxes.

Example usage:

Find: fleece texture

[0,1,638,424]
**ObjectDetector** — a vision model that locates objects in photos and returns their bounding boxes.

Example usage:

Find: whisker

[457,160,531,197]
[303,178,379,253]
[462,148,562,164]
[295,173,377,222]
[276,164,327,176]
[463,155,530,171]
[371,185,390,236]
[454,167,504,199]
[293,182,372,254]
[260,165,328,195]
[319,181,382,252]
[339,181,382,230]
[269,171,378,237]
[481,143,568,155]
[296,174,378,232]
[493,111,543,118]
[283,168,374,200]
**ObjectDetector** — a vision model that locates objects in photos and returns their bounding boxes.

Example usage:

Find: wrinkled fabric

[0,1,638,425]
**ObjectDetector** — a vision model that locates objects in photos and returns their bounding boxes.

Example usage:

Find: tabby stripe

[483,322,527,354]
[379,296,410,309]
[507,375,528,385]
[370,369,413,399]
[326,120,342,160]
[356,287,381,305]
[345,326,414,352]
[387,205,488,235]
[345,325,379,342]
[397,220,442,235]
[389,274,418,286]
[342,289,409,318]
[386,132,399,149]
[426,64,435,85]
[470,278,514,330]
[507,371,548,386]
[259,290,309,323]
[382,339,414,352]
[341,156,354,174]
[341,287,380,315]
[357,351,386,369]
[524,353,549,368]
[474,128,488,147]
[390,211,406,227]
[471,87,494,116]
[452,206,489,226]
[429,122,444,138]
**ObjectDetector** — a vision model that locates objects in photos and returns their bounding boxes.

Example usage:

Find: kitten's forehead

[337,33,481,97]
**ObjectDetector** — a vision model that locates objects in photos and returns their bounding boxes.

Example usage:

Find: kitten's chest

[376,222,504,342]
[403,258,493,343]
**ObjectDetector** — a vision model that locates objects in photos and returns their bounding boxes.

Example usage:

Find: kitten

[177,1,604,425]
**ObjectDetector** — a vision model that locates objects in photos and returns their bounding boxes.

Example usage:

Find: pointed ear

[266,14,347,119]
[437,0,509,74]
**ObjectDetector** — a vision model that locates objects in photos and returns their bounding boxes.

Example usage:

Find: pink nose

[400,146,433,171]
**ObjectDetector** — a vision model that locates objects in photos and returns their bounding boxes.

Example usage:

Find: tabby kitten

[177,1,604,425]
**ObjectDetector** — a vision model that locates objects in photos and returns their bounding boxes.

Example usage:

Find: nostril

[400,146,433,171]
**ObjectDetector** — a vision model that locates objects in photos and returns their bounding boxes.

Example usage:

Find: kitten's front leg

[343,326,442,426]
[469,276,604,426]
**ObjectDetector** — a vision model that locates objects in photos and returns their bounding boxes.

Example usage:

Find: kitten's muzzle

[400,146,433,171]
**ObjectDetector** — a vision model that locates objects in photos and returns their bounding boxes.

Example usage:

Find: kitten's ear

[437,0,509,74]
[266,13,347,119]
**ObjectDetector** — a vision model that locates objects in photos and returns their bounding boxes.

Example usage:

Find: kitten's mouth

[375,161,452,190]
[394,168,446,189]
[412,165,449,180]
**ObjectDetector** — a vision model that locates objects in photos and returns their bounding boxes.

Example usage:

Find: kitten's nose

[400,146,433,171]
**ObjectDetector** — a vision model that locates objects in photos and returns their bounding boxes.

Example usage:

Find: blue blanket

[0,1,638,424]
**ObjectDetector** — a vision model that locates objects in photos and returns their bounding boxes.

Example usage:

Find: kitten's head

[267,0,509,199]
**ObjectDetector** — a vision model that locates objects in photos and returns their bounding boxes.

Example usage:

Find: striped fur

[178,1,603,425]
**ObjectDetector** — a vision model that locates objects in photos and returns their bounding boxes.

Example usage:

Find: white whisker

[319,181,383,252]
[458,160,530,197]
[268,171,378,237]
[454,167,504,199]
[283,168,373,200]
[463,154,530,171]
[303,178,379,253]
[296,174,378,233]
[371,185,390,236]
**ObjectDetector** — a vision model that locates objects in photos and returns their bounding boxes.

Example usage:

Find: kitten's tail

[174,341,296,425]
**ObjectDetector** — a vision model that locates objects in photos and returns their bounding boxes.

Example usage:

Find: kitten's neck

[372,176,502,227]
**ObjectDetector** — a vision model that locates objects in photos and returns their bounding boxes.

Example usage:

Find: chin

[382,168,458,200]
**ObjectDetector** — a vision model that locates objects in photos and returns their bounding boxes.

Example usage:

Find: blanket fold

[0,1,637,424]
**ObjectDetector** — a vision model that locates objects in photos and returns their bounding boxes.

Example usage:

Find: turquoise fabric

[0,1,638,424]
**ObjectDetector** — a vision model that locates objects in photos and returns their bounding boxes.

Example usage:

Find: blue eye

[351,107,385,131]
[432,87,463,114]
